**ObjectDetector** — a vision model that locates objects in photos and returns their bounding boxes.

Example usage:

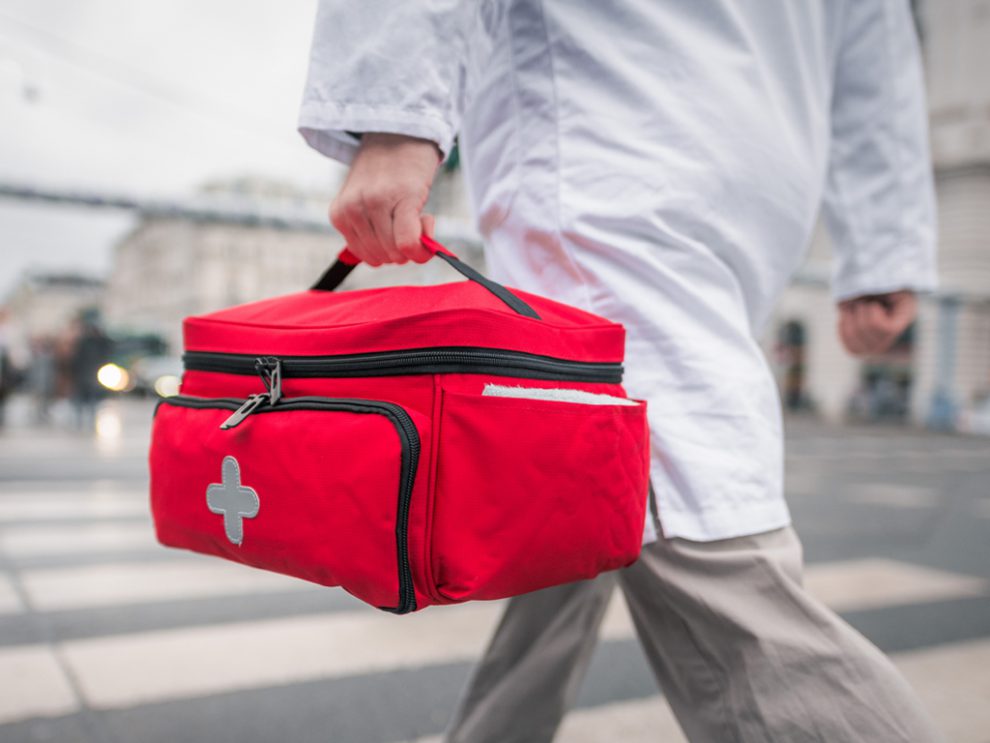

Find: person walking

[68,311,111,432]
[29,336,58,425]
[299,2,943,740]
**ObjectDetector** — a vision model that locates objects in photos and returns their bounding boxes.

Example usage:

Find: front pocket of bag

[430,388,650,602]
[150,396,423,613]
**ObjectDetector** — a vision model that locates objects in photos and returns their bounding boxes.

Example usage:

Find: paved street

[0,398,988,743]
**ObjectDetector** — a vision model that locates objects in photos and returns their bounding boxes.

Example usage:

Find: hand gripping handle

[311,234,540,319]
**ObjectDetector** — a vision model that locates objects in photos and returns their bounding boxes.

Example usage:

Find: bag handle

[311,234,541,319]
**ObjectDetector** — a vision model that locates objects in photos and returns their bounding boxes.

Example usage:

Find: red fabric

[150,250,651,612]
[429,389,649,602]
[420,234,458,259]
[184,284,626,360]
[151,404,421,609]
[339,234,455,267]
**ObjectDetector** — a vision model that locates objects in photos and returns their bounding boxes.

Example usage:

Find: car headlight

[154,374,181,398]
[97,363,130,392]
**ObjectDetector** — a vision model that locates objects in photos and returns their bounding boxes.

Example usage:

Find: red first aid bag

[149,236,650,613]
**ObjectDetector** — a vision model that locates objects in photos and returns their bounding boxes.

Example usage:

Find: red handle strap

[311,235,540,319]
[336,234,458,267]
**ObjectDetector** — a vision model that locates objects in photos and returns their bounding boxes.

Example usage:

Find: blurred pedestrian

[28,335,58,424]
[300,2,942,741]
[0,344,13,428]
[68,311,111,432]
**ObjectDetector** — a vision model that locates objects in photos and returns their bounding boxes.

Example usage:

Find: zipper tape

[183,347,623,384]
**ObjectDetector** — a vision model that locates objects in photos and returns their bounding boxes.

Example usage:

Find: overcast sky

[0,0,345,296]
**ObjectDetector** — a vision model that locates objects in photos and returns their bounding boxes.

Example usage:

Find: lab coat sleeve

[298,0,469,165]
[822,1,937,302]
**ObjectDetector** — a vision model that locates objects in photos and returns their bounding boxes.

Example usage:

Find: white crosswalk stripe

[845,483,939,509]
[0,575,24,616]
[408,696,686,743]
[0,523,155,557]
[59,602,500,709]
[892,638,990,743]
[18,559,315,612]
[803,558,988,612]
[557,697,687,743]
[0,646,79,725]
[0,492,147,522]
[5,547,984,615]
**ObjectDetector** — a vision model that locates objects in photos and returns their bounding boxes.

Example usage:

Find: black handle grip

[311,236,540,320]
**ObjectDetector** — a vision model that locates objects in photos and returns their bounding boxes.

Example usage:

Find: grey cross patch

[206,456,259,546]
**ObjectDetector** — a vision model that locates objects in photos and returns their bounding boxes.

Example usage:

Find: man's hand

[837,290,917,357]
[330,132,442,266]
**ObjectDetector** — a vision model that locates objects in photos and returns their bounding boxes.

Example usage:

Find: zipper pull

[255,357,283,405]
[220,358,282,430]
[219,393,269,430]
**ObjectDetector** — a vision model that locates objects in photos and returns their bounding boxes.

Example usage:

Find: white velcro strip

[482,384,640,406]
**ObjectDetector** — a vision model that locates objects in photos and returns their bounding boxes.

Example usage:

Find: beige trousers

[443,525,943,743]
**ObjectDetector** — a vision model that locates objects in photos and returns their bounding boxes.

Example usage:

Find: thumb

[882,291,918,333]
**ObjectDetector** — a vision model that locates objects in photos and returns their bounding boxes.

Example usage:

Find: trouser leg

[444,572,616,743]
[618,526,944,743]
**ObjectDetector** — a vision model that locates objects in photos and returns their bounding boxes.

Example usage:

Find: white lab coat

[299,0,937,542]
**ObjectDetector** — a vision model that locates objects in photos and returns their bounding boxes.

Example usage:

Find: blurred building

[101,170,479,355]
[763,0,990,427]
[915,0,990,430]
[102,215,340,355]
[1,271,105,361]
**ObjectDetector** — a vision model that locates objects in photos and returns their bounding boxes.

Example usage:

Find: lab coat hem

[298,126,360,166]
[655,499,792,543]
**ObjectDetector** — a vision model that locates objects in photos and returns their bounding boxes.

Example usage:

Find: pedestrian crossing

[3,550,985,618]
[1,482,988,742]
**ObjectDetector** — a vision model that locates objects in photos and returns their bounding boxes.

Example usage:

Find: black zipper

[183,346,622,383]
[158,394,420,614]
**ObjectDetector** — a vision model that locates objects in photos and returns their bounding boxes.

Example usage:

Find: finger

[393,201,432,263]
[863,300,896,353]
[329,197,353,242]
[887,291,917,330]
[849,301,880,354]
[348,212,388,266]
[878,296,916,352]
[855,300,890,354]
[329,198,368,263]
[838,308,865,356]
[364,194,405,264]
